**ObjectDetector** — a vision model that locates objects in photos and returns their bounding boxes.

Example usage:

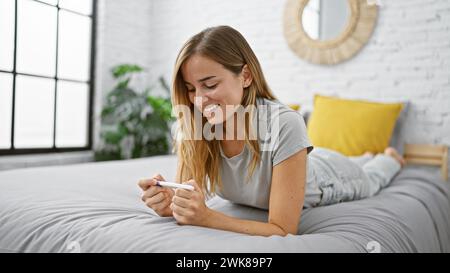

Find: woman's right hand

[138,174,174,217]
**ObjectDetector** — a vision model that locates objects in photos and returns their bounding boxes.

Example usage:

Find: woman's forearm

[201,208,289,237]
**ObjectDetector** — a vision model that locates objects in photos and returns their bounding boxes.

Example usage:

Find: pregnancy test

[156,181,194,191]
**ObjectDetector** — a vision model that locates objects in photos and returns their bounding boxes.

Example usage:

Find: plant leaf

[111,64,143,79]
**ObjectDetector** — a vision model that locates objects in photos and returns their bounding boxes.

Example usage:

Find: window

[0,0,96,155]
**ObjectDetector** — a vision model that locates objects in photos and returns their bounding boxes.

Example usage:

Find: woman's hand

[170,179,211,226]
[138,174,174,217]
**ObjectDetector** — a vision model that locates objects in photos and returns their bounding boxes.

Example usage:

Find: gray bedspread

[0,155,449,253]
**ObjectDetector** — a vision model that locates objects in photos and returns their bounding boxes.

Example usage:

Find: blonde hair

[171,25,276,196]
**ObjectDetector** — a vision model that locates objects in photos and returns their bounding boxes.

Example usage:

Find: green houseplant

[95,64,174,161]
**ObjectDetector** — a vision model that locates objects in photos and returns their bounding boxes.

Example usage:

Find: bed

[0,154,449,253]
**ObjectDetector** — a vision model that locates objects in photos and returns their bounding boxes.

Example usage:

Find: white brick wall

[96,0,450,176]
[94,0,154,148]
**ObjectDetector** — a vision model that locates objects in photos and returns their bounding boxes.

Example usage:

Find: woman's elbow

[280,228,298,237]
[269,222,295,237]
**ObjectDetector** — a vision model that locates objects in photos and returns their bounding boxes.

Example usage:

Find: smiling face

[181,54,251,125]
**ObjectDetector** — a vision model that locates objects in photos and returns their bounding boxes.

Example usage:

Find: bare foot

[384,147,406,167]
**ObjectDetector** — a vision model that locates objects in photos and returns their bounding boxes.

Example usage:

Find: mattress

[0,155,449,253]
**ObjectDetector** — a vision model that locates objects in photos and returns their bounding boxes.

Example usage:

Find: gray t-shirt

[215,97,322,209]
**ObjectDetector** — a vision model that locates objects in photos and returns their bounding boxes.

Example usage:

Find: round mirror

[302,0,351,41]
[284,0,378,65]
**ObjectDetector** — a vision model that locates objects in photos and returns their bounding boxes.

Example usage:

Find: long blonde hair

[171,25,276,196]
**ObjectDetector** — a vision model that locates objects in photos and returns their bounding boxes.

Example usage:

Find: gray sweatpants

[305,147,402,207]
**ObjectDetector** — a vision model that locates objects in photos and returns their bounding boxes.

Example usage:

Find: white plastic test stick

[156,181,194,191]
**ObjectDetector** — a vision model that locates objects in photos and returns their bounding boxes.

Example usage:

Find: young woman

[138,25,406,237]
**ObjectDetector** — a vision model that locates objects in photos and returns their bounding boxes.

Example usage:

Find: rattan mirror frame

[283,0,378,65]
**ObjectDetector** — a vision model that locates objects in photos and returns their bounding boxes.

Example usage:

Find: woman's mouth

[203,104,220,117]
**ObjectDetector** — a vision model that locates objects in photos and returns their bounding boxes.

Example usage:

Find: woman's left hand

[170,179,211,226]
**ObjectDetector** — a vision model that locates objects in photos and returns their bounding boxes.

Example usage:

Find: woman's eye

[205,84,217,90]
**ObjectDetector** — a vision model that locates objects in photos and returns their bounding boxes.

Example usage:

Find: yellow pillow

[287,103,301,111]
[307,94,403,156]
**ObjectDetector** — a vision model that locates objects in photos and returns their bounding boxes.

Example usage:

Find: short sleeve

[271,110,313,166]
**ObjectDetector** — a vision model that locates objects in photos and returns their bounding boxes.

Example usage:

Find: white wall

[93,0,450,176]
[94,0,154,149]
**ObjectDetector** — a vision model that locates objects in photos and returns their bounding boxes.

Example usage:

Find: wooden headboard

[404,143,448,181]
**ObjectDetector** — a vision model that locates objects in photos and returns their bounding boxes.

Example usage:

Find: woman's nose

[195,87,210,97]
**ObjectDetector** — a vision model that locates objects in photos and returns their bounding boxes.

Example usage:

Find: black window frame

[0,0,97,156]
